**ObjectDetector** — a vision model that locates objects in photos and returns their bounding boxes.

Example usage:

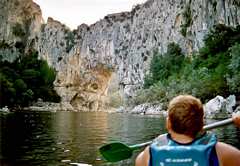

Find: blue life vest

[149,133,218,166]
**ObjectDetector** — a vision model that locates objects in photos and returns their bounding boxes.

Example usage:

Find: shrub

[21,89,34,106]
[0,50,60,108]
[12,23,26,37]
[132,25,240,106]
[36,87,60,102]
[41,24,46,32]
[132,83,167,106]
[0,73,16,107]
[144,43,184,88]
[22,69,41,86]
[227,43,240,93]
[65,31,75,53]
[180,26,187,37]
[39,61,56,86]
[13,79,27,93]
[201,24,240,57]
[180,4,192,37]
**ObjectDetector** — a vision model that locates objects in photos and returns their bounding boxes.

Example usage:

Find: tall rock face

[1,0,240,111]
[37,18,116,111]
[0,0,43,61]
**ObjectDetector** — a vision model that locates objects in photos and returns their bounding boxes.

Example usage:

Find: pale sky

[34,0,147,29]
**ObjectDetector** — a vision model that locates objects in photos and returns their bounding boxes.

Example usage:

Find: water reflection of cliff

[53,112,109,164]
[53,112,167,165]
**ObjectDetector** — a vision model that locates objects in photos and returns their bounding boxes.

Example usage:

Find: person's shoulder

[216,142,240,166]
[152,133,168,145]
[216,142,240,153]
[135,146,150,166]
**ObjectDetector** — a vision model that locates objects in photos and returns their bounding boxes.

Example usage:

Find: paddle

[99,117,233,162]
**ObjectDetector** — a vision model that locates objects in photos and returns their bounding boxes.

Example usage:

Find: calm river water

[0,111,240,166]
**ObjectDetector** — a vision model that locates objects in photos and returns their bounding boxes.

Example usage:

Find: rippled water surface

[0,111,240,166]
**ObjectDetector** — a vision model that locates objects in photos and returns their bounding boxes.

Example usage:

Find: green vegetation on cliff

[131,24,240,106]
[180,4,192,37]
[0,50,60,108]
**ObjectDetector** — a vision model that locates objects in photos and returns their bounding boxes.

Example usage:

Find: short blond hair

[168,95,204,138]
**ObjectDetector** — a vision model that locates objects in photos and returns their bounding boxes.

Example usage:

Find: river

[0,111,240,166]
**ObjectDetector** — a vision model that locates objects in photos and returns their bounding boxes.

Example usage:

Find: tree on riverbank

[0,50,60,108]
[131,24,240,107]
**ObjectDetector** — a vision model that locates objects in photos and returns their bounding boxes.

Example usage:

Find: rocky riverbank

[203,95,239,118]
[116,103,167,116]
[21,100,115,113]
[117,95,240,118]
[2,94,239,119]
[0,106,10,114]
[22,101,74,112]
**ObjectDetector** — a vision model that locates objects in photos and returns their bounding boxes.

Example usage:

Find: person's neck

[169,131,194,144]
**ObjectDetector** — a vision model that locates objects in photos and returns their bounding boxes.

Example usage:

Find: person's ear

[166,117,171,131]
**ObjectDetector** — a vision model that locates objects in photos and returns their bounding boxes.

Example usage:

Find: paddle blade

[99,142,133,162]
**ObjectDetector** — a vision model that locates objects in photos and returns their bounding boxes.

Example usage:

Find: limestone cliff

[0,0,43,61]
[1,0,240,111]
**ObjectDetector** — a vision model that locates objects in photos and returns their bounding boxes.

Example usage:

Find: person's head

[167,95,204,138]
